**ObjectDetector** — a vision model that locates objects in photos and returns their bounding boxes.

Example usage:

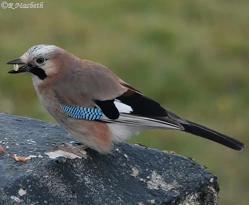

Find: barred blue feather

[60,104,102,120]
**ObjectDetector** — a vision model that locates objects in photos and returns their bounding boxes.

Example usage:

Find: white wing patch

[114,100,133,113]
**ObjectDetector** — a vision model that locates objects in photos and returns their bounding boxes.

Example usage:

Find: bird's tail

[181,120,245,151]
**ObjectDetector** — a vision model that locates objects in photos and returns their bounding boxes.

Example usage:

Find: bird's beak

[6,58,31,74]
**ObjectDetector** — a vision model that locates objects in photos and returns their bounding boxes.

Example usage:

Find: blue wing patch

[60,104,103,120]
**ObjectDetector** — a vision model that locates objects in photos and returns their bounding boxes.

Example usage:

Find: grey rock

[0,113,219,205]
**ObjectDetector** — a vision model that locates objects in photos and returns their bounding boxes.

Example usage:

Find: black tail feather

[181,120,245,151]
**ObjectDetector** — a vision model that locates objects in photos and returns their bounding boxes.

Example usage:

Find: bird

[6,44,245,154]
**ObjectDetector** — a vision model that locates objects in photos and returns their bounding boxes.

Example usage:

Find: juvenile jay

[6,45,245,153]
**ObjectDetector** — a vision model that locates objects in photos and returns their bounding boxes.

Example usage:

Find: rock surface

[0,113,219,205]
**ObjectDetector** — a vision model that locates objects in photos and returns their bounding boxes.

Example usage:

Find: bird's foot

[53,143,88,159]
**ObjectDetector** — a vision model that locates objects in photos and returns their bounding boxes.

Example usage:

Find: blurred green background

[0,0,248,204]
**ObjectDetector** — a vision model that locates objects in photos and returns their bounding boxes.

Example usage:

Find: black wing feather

[117,91,167,117]
[95,99,120,119]
[95,90,168,119]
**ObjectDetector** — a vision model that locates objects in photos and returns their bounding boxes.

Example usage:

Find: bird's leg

[54,143,88,158]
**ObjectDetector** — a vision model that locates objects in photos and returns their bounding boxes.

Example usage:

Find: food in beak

[14,64,19,71]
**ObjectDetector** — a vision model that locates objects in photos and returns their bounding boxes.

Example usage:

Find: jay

[6,45,245,154]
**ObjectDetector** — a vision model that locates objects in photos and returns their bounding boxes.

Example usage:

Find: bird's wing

[52,60,183,130]
[95,82,184,130]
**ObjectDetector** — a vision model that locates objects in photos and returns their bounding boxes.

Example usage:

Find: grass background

[0,0,248,204]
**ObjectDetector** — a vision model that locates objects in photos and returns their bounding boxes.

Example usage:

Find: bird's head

[6,44,69,82]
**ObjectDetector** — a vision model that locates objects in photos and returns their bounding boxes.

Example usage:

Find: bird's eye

[36,58,45,64]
